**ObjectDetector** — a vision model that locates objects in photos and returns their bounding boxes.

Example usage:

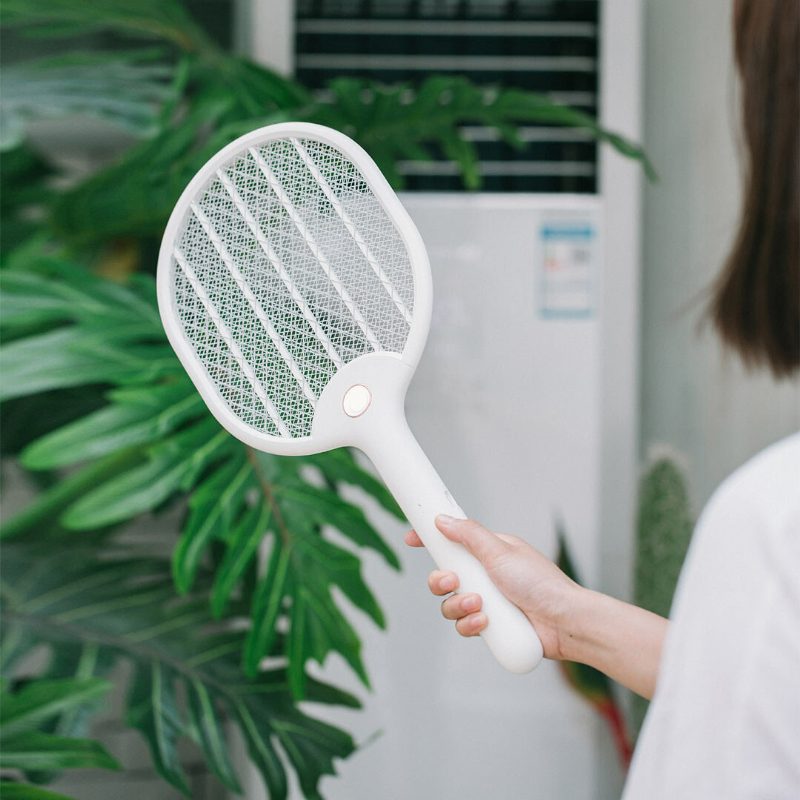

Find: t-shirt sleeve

[623,435,800,800]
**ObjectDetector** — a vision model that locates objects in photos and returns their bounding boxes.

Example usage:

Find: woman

[406,1,799,796]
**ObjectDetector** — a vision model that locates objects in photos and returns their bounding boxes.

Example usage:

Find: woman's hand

[404,514,583,661]
[405,513,668,698]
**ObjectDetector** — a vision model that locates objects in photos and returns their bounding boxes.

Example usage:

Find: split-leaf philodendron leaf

[0,252,403,797]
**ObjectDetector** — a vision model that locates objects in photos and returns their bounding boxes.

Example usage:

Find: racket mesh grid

[172,136,414,438]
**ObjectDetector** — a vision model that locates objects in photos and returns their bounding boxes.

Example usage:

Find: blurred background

[1,1,797,799]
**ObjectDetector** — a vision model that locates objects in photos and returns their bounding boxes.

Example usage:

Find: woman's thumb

[435,515,507,564]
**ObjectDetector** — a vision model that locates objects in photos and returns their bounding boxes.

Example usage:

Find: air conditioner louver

[295,0,600,193]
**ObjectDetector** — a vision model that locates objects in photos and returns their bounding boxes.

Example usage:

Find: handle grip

[362,416,544,674]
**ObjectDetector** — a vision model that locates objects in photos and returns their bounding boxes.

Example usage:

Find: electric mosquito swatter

[157,122,543,674]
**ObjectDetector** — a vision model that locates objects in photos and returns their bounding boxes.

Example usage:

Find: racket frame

[157,122,431,456]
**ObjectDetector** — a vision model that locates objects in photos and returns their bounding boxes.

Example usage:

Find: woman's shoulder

[700,432,800,543]
[627,433,800,799]
[672,432,799,609]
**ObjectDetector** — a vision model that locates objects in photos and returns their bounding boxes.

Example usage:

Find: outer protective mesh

[172,135,415,438]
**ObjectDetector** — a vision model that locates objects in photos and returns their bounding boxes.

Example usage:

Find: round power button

[342,384,371,417]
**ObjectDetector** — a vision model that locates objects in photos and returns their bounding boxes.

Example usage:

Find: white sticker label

[539,217,595,318]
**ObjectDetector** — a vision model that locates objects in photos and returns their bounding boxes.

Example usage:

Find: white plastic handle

[362,415,544,674]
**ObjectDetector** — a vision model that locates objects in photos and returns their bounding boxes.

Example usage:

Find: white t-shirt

[623,433,800,799]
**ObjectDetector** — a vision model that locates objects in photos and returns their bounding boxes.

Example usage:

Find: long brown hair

[710,0,799,376]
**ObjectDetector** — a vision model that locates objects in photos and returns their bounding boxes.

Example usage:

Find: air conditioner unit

[246,3,642,798]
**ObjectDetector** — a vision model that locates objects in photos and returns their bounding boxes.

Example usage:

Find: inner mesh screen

[171,136,415,438]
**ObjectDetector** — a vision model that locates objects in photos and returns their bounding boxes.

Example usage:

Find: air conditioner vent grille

[295,0,600,193]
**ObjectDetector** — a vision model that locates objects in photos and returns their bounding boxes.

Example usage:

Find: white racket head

[157,122,432,456]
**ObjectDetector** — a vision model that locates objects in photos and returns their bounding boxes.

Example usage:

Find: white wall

[640,0,800,511]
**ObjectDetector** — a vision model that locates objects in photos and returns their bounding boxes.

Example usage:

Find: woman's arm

[560,588,668,699]
[405,515,668,699]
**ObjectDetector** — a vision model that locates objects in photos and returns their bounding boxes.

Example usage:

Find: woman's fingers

[435,515,509,564]
[439,589,487,636]
[410,529,490,639]
[407,524,519,552]
[455,612,487,637]
[416,554,487,638]
[404,529,424,547]
[440,592,482,620]
[428,570,459,595]
[405,526,519,549]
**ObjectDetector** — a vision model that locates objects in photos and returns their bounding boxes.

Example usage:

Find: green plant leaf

[243,543,292,677]
[127,663,190,795]
[0,327,175,401]
[0,731,120,772]
[295,533,386,631]
[19,58,653,245]
[210,502,271,618]
[0,0,213,52]
[21,383,201,470]
[439,130,480,190]
[302,675,361,710]
[230,699,289,800]
[0,148,54,255]
[172,455,254,594]
[0,52,176,151]
[0,673,119,790]
[42,644,117,768]
[5,257,397,695]
[185,678,242,793]
[288,574,369,698]
[0,451,140,540]
[61,421,228,529]
[0,255,161,335]
[278,482,400,569]
[45,62,305,246]
[0,540,357,799]
[0,678,111,739]
[303,449,403,520]
[272,708,354,800]
[309,76,657,189]
[0,784,80,800]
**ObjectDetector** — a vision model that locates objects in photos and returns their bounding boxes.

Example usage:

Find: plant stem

[244,447,292,547]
